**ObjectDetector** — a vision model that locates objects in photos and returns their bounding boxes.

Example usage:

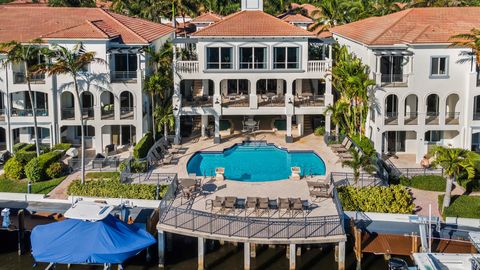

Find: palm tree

[325,100,349,135]
[0,39,44,157]
[41,43,105,185]
[154,102,175,140]
[341,148,377,186]
[430,146,475,209]
[450,28,480,70]
[310,0,346,33]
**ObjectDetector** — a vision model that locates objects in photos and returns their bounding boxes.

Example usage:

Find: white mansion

[331,7,480,162]
[0,5,174,153]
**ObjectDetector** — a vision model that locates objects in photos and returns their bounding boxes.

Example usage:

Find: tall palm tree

[450,28,480,70]
[310,0,346,33]
[154,102,175,140]
[341,148,377,186]
[430,146,475,209]
[40,43,105,185]
[0,39,44,157]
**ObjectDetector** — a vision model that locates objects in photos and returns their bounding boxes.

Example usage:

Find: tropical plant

[48,0,96,7]
[310,0,347,33]
[341,148,377,185]
[40,43,106,185]
[430,146,475,209]
[449,28,480,69]
[154,102,175,140]
[0,39,45,157]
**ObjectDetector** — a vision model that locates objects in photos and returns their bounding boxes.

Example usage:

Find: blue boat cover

[31,214,156,264]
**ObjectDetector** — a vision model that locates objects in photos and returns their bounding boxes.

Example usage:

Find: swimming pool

[186,141,326,182]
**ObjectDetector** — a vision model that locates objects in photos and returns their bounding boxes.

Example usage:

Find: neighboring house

[330,7,480,162]
[172,0,333,144]
[0,5,174,153]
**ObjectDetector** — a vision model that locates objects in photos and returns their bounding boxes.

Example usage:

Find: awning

[31,214,156,264]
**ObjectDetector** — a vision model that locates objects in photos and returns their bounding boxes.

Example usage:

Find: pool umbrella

[30,214,156,264]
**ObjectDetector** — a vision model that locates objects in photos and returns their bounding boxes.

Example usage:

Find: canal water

[0,232,398,269]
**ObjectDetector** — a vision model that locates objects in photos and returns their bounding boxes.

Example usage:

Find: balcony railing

[294,94,325,107]
[445,112,460,125]
[425,112,440,125]
[110,71,137,82]
[307,60,329,73]
[13,72,45,84]
[120,107,134,119]
[61,108,75,120]
[221,94,248,107]
[176,61,200,74]
[240,62,267,70]
[182,96,213,107]
[11,108,48,117]
[404,112,418,125]
[380,74,409,87]
[258,94,285,107]
[81,107,94,120]
[384,112,398,125]
[101,105,115,120]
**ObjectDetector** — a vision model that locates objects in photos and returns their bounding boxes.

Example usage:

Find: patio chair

[257,197,269,216]
[290,198,304,217]
[278,198,291,217]
[224,196,237,214]
[330,137,349,149]
[245,197,258,216]
[205,196,225,213]
[334,141,353,153]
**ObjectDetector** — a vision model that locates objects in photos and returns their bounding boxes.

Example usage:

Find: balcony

[11,108,48,117]
[307,61,330,73]
[380,74,408,87]
[176,61,199,74]
[101,105,115,120]
[182,96,213,107]
[110,71,137,83]
[221,94,248,108]
[13,72,45,84]
[425,112,440,125]
[120,107,134,119]
[384,112,398,125]
[404,112,418,125]
[258,94,285,107]
[294,94,325,107]
[445,112,460,125]
[61,108,75,120]
[81,108,94,120]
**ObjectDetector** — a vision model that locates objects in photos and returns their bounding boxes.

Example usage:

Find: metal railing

[13,72,45,84]
[81,108,94,119]
[11,108,48,117]
[120,107,134,119]
[68,157,127,172]
[61,108,75,120]
[294,95,325,107]
[384,112,398,125]
[101,106,115,119]
[445,112,460,125]
[330,172,385,188]
[110,71,137,82]
[404,112,418,125]
[221,96,249,107]
[395,168,444,178]
[425,112,440,125]
[182,97,213,107]
[258,95,285,107]
[240,62,267,70]
[380,74,408,87]
[307,60,329,72]
[177,61,200,73]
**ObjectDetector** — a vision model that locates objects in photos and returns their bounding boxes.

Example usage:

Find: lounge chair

[278,198,291,217]
[258,197,269,216]
[290,198,304,217]
[330,137,348,149]
[205,196,224,212]
[245,197,258,216]
[334,141,353,153]
[224,196,237,214]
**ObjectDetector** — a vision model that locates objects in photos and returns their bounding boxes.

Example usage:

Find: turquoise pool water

[187,142,326,182]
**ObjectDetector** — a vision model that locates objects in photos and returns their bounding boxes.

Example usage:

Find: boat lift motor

[1,208,10,228]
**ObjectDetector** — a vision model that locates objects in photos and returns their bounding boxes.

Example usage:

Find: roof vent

[242,0,263,11]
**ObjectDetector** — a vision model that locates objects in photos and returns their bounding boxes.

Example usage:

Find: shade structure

[31,214,156,264]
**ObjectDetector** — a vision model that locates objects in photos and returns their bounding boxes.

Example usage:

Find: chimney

[241,0,263,11]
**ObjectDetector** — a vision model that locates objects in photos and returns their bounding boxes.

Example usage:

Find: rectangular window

[206,47,232,69]
[425,131,442,142]
[274,47,299,69]
[240,47,266,69]
[431,57,448,76]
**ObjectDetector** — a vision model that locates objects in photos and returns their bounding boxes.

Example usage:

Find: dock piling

[157,230,165,268]
[338,242,345,270]
[198,237,205,270]
[244,242,251,270]
[17,209,25,255]
[289,244,296,270]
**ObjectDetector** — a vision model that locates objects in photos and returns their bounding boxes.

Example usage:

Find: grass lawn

[0,175,66,194]
[439,195,480,219]
[400,175,446,192]
[85,171,119,180]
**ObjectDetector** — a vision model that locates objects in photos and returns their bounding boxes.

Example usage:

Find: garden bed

[0,176,66,194]
[439,195,480,219]
[399,175,446,192]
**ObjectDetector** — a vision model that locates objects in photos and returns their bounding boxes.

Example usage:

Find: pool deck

[153,133,351,178]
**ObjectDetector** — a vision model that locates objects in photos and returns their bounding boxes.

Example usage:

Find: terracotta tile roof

[330,7,480,45]
[0,6,174,44]
[192,10,314,37]
[191,12,223,23]
[289,3,320,18]
[281,13,313,23]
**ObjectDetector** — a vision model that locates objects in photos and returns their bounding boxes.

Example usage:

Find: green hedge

[4,157,24,180]
[15,150,38,164]
[314,127,325,136]
[440,195,480,219]
[52,143,72,151]
[68,178,166,200]
[133,132,154,159]
[46,162,67,179]
[338,185,415,214]
[86,172,119,180]
[399,175,446,192]
[24,151,63,182]
[13,143,29,153]
[131,160,148,173]
[351,134,376,157]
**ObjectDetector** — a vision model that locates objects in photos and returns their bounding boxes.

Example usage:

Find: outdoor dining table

[244,119,257,127]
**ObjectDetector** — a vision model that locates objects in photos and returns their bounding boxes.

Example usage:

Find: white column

[174,116,181,145]
[202,79,209,96]
[198,237,205,270]
[157,230,165,268]
[297,115,304,136]
[249,80,258,109]
[244,242,250,270]
[289,243,296,270]
[325,113,331,133]
[201,115,208,137]
[214,115,221,144]
[286,115,293,143]
[338,242,345,270]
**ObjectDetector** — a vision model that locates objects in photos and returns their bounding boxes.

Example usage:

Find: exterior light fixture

[215,98,220,104]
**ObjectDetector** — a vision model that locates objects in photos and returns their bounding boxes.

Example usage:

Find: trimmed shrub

[22,144,37,152]
[13,143,29,153]
[338,185,415,214]
[131,160,148,173]
[118,159,128,173]
[52,143,72,151]
[399,175,446,192]
[25,151,63,182]
[133,132,154,159]
[314,127,325,136]
[15,150,38,164]
[46,162,67,179]
[4,157,24,180]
